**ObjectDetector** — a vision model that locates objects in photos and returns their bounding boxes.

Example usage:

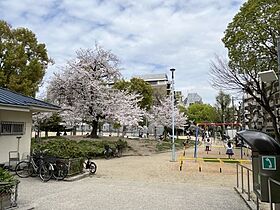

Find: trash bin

[237,130,280,203]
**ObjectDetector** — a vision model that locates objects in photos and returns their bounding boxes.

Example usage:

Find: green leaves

[187,103,218,123]
[114,77,153,110]
[223,0,280,74]
[0,20,50,96]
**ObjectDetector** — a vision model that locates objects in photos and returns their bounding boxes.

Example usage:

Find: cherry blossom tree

[32,112,52,138]
[106,90,144,137]
[150,97,186,139]
[48,45,144,138]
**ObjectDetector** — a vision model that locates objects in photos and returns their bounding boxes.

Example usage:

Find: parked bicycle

[15,150,53,182]
[83,158,97,174]
[47,157,69,180]
[103,144,123,159]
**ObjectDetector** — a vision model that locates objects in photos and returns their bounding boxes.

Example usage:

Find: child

[226,142,234,159]
[205,138,211,154]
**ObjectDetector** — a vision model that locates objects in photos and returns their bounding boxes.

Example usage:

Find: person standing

[205,138,211,154]
[226,142,234,159]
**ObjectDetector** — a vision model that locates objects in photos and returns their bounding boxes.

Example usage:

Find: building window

[0,121,25,135]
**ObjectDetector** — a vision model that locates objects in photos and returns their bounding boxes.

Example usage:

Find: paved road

[17,176,248,210]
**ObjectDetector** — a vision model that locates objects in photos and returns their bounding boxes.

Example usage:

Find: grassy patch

[202,158,220,163]
[156,138,195,152]
[220,158,240,163]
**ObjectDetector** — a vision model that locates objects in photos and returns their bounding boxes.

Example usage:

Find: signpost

[262,156,276,170]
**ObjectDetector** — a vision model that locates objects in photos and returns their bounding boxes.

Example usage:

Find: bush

[31,138,128,159]
[0,168,17,194]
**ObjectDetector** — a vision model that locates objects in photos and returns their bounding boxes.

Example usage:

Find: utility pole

[277,37,280,136]
[170,68,176,162]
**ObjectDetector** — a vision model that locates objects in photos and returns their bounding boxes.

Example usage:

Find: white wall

[0,110,32,163]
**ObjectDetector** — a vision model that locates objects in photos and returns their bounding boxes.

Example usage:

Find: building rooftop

[135,74,168,81]
[0,88,60,112]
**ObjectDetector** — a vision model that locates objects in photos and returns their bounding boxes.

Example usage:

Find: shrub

[31,138,128,159]
[0,168,17,194]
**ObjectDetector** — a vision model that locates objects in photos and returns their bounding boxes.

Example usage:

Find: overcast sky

[0,0,246,104]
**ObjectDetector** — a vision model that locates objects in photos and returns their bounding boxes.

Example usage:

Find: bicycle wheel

[89,162,97,174]
[53,162,68,180]
[15,161,32,178]
[39,162,53,182]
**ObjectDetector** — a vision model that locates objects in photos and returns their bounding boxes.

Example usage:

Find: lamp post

[170,68,176,162]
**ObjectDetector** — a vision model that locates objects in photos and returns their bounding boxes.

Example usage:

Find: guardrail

[268,178,280,210]
[236,163,258,209]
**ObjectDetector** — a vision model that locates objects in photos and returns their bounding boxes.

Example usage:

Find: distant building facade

[136,74,171,104]
[183,93,202,107]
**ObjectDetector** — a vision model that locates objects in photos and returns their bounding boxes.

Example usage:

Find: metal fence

[236,163,258,208]
[268,178,280,210]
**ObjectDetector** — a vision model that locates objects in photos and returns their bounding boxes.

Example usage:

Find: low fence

[67,158,84,176]
[46,157,84,177]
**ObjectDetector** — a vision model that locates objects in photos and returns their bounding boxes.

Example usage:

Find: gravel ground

[17,177,248,210]
[16,140,251,210]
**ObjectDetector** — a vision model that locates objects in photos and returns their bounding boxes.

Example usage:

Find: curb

[234,187,256,210]
[64,172,91,182]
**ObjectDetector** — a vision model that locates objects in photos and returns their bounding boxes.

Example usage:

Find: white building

[183,93,203,107]
[0,88,59,164]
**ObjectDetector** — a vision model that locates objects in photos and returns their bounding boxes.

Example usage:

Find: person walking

[225,142,234,159]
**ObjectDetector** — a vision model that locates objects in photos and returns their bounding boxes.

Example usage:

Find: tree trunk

[90,120,99,138]
[73,126,76,136]
[45,130,48,138]
[122,126,127,138]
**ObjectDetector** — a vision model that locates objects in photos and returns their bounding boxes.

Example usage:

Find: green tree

[114,77,153,110]
[210,0,280,140]
[187,103,218,123]
[215,91,231,123]
[0,20,50,96]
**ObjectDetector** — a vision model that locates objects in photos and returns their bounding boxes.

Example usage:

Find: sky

[0,0,246,105]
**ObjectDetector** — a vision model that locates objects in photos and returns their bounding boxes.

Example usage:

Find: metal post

[268,178,272,210]
[236,164,239,188]
[247,169,250,201]
[194,126,199,158]
[241,166,244,193]
[170,68,176,161]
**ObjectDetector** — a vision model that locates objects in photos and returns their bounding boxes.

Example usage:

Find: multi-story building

[136,74,171,104]
[183,93,202,107]
[243,88,279,134]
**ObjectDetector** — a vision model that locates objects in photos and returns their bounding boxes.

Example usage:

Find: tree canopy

[113,77,153,110]
[0,20,50,96]
[187,103,218,123]
[210,0,280,140]
[48,46,143,138]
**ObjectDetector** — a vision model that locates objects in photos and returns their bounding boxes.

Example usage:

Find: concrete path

[17,177,248,210]
[15,139,251,210]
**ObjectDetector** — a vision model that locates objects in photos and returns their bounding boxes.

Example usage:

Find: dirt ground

[92,137,252,189]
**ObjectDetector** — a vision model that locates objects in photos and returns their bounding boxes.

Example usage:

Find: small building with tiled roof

[0,88,60,164]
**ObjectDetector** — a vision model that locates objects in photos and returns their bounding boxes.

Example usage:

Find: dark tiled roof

[0,88,60,110]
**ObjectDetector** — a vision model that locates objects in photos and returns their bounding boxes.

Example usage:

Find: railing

[268,178,280,210]
[236,163,258,209]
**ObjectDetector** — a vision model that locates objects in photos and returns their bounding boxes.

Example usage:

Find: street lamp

[170,68,176,162]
